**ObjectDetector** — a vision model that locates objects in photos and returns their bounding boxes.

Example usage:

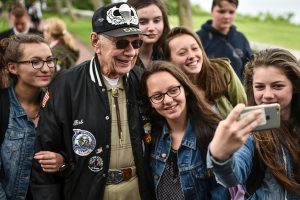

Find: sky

[191,0,300,24]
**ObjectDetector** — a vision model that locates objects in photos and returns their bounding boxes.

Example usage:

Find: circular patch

[72,129,96,156]
[88,156,103,172]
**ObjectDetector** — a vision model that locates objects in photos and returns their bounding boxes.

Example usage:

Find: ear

[7,63,18,75]
[90,32,101,53]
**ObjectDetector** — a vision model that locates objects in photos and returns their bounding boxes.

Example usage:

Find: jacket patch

[42,91,49,108]
[88,156,103,172]
[72,129,96,156]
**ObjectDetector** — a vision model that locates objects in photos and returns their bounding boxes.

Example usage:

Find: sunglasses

[101,34,142,49]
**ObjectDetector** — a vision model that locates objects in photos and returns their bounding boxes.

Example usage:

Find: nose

[163,93,173,104]
[123,42,136,56]
[40,62,52,72]
[263,87,274,99]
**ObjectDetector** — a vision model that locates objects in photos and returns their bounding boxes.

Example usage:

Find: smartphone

[240,103,280,131]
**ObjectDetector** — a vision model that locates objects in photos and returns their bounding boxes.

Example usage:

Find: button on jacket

[151,121,229,200]
[31,56,155,200]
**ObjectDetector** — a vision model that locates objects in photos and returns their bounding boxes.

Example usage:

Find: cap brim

[102,27,146,37]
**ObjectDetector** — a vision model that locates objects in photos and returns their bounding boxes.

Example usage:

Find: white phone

[240,103,280,131]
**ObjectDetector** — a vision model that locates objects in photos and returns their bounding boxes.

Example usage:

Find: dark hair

[165,26,231,103]
[127,0,170,56]
[140,60,221,156]
[0,34,48,85]
[244,48,300,194]
[212,0,239,10]
[11,4,28,18]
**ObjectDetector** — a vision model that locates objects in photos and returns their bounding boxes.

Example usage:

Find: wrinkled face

[211,1,236,34]
[8,43,55,89]
[147,71,187,123]
[137,4,164,44]
[169,34,203,75]
[12,15,30,33]
[95,34,140,78]
[253,66,293,120]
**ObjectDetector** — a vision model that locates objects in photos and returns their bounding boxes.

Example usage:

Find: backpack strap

[0,88,10,144]
[245,146,266,197]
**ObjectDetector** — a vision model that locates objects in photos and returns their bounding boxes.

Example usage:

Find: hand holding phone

[240,103,280,131]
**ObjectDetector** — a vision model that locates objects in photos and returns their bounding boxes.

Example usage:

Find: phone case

[240,103,281,131]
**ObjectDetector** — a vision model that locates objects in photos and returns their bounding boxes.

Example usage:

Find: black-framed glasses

[149,86,181,104]
[102,34,142,49]
[15,57,58,69]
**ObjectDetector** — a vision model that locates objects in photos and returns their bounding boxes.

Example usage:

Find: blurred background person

[127,0,170,68]
[27,0,43,30]
[0,3,41,41]
[43,18,79,72]
[196,0,251,81]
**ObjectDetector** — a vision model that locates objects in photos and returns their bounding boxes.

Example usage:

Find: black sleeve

[31,79,69,200]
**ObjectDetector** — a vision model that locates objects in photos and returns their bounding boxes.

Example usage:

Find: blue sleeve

[0,149,8,200]
[207,136,255,187]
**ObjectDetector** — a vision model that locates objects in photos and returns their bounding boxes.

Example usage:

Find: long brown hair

[165,26,231,103]
[244,48,300,194]
[127,0,170,56]
[140,60,221,157]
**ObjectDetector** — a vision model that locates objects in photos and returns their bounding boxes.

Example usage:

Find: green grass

[42,12,92,45]
[2,12,300,51]
[0,16,9,31]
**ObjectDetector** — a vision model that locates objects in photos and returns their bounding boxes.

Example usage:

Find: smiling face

[137,4,164,45]
[169,34,203,75]
[8,43,54,89]
[253,66,293,120]
[211,0,237,34]
[95,34,140,78]
[147,71,187,123]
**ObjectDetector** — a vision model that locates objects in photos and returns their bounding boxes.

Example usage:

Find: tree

[53,0,63,16]
[177,0,193,29]
[90,0,104,10]
[65,0,76,21]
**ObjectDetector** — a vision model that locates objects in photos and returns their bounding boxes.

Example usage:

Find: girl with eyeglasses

[127,0,170,68]
[140,60,261,199]
[0,34,63,200]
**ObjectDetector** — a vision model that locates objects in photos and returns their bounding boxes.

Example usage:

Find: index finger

[225,103,246,123]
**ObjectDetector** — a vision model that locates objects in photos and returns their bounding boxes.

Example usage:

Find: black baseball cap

[92,2,144,37]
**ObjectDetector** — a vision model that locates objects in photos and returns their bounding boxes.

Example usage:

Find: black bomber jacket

[31,56,155,200]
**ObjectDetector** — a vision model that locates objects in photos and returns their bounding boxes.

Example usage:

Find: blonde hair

[44,18,78,52]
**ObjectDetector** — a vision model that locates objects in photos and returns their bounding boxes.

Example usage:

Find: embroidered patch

[143,122,151,144]
[106,4,138,26]
[72,129,96,156]
[42,91,50,108]
[88,156,103,172]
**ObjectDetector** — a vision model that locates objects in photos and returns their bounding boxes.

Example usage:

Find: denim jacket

[207,135,300,200]
[151,120,229,200]
[0,86,43,200]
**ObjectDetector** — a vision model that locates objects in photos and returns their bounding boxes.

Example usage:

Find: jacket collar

[89,55,130,87]
[162,120,197,150]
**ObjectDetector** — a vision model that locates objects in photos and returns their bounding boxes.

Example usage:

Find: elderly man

[31,2,154,200]
[0,4,41,41]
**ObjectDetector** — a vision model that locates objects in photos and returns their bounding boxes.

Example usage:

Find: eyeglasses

[102,34,142,49]
[149,86,181,104]
[15,57,58,69]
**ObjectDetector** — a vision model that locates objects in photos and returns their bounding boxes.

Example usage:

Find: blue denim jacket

[151,120,229,200]
[0,86,43,200]
[207,135,300,200]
